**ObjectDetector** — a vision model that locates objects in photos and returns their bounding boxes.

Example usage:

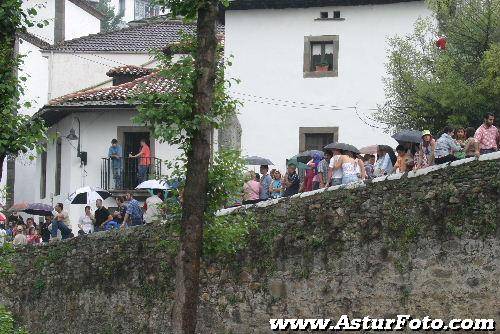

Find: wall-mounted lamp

[66,117,87,165]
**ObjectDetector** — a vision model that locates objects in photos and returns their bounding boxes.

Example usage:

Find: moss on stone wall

[0,158,499,333]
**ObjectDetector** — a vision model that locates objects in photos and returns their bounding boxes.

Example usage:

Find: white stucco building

[1,0,103,206]
[225,0,432,170]
[33,65,183,230]
[27,21,204,229]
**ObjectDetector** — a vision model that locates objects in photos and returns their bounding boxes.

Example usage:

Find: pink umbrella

[8,202,29,212]
[359,145,378,155]
[0,213,6,222]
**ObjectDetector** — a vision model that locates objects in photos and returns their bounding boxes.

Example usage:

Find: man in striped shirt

[474,112,499,155]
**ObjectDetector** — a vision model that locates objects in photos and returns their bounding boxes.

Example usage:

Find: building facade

[225,0,432,170]
[0,0,103,206]
[34,66,182,230]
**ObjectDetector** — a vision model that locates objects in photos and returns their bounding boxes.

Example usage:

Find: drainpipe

[47,51,54,101]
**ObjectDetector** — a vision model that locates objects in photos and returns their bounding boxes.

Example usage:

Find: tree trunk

[0,154,5,183]
[171,1,219,333]
[0,6,17,186]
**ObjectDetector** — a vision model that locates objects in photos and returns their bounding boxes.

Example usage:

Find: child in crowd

[363,154,375,179]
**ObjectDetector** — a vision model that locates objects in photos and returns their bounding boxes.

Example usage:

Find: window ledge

[303,71,338,78]
[314,18,346,21]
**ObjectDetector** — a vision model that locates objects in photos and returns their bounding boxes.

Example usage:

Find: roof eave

[68,0,106,20]
[227,0,421,10]
[36,103,137,127]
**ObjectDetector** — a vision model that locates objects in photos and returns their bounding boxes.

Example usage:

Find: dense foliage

[132,34,239,149]
[0,0,47,182]
[132,33,252,254]
[377,0,500,134]
[96,0,124,32]
[0,305,27,334]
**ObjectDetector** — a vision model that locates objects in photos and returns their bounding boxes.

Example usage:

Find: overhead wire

[25,32,390,129]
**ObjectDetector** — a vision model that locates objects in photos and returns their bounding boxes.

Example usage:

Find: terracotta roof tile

[43,20,224,53]
[106,65,154,77]
[48,70,172,106]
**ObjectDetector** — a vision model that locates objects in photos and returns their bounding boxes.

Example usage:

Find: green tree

[0,0,47,183]
[377,0,500,134]
[96,0,124,32]
[0,305,28,334]
[133,0,235,330]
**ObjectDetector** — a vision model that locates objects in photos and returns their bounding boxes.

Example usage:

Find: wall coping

[215,151,500,217]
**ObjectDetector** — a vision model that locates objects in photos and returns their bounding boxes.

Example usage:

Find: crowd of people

[0,190,167,246]
[0,113,498,246]
[242,112,499,203]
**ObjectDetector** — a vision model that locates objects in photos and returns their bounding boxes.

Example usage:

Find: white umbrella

[135,179,170,190]
[68,186,112,205]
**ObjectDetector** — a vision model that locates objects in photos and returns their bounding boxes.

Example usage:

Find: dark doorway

[123,132,150,189]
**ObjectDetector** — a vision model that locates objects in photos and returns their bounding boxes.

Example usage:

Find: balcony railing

[101,157,162,190]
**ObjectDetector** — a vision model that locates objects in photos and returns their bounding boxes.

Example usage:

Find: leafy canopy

[132,30,253,256]
[132,34,240,148]
[96,0,124,32]
[0,0,47,163]
[377,0,500,134]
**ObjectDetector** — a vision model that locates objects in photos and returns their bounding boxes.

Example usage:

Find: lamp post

[66,117,87,165]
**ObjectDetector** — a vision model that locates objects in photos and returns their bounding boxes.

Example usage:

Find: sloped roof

[18,32,51,49]
[37,67,173,126]
[227,0,420,10]
[106,65,154,77]
[42,20,225,53]
[47,70,171,107]
[69,0,106,20]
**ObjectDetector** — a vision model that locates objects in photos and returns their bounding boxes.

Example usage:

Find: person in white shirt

[0,224,7,247]
[78,206,95,234]
[144,189,164,224]
[327,149,344,187]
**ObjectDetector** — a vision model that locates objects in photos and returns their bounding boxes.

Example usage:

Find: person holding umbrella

[327,149,344,187]
[374,145,396,177]
[259,165,272,201]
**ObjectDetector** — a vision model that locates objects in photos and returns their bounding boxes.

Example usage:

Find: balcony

[101,157,162,191]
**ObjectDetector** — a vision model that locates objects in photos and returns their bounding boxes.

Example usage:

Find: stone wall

[1,156,499,334]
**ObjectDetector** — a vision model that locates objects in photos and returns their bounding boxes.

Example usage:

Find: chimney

[54,0,65,43]
[106,66,154,86]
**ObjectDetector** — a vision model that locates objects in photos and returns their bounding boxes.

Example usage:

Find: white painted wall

[34,111,181,230]
[225,1,431,171]
[46,52,153,99]
[12,0,102,206]
[23,0,55,43]
[65,0,101,40]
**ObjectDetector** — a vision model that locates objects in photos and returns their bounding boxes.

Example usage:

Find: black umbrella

[324,142,360,154]
[245,156,274,166]
[23,203,54,216]
[392,130,422,144]
[68,186,112,205]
